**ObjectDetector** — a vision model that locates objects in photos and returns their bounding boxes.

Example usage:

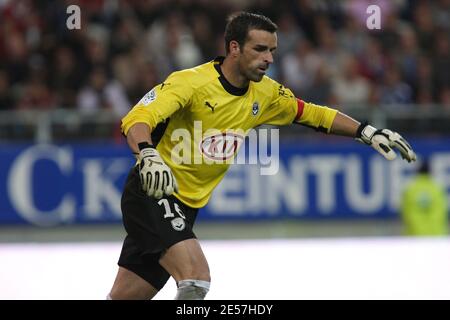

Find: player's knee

[192,267,211,282]
[108,287,123,300]
[175,264,210,282]
[175,279,211,300]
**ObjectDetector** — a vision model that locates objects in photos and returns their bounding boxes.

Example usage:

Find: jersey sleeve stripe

[296,99,305,121]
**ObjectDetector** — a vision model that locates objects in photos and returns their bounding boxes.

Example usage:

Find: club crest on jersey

[252,102,259,115]
[140,88,156,106]
[200,132,245,161]
[171,217,185,231]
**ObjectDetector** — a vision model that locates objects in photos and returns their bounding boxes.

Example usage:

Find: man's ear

[229,40,241,57]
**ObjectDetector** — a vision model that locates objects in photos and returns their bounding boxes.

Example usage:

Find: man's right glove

[357,123,417,162]
[137,142,178,199]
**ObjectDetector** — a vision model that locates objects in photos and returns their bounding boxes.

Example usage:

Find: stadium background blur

[1,0,449,122]
[0,0,449,299]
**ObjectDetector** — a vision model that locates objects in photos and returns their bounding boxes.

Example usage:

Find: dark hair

[224,12,277,54]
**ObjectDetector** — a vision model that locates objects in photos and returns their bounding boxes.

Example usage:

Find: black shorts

[118,166,199,290]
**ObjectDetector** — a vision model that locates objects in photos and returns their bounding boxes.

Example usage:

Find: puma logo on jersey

[205,101,217,112]
[160,82,171,90]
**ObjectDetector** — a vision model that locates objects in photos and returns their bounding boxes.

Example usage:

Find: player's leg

[159,238,211,300]
[109,235,171,300]
[108,267,158,300]
[116,167,207,299]
[111,167,173,299]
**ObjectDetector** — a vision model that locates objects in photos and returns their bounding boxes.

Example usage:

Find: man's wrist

[356,121,368,138]
[138,142,154,151]
[357,122,377,145]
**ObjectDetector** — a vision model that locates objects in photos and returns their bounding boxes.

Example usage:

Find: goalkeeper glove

[137,142,178,199]
[356,123,417,162]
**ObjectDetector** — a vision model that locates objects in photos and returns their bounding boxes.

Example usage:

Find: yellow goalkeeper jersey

[121,57,337,208]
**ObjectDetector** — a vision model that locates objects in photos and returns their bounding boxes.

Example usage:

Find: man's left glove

[357,123,417,162]
[138,142,178,199]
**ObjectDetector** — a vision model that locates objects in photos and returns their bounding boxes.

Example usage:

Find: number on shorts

[174,203,186,219]
[157,199,185,219]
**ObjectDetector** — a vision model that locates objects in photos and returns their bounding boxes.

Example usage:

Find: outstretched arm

[330,111,417,163]
[294,100,416,163]
[329,112,360,137]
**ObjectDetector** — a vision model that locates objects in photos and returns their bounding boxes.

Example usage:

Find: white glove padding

[138,147,178,199]
[357,124,417,162]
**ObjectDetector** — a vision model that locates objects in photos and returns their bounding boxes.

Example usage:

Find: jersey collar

[213,56,249,96]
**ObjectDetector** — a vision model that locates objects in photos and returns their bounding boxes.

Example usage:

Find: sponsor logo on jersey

[140,88,156,106]
[200,132,244,161]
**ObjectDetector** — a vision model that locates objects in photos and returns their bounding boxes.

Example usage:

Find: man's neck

[221,56,249,88]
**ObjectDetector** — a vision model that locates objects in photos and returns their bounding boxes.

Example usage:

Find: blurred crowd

[0,0,449,117]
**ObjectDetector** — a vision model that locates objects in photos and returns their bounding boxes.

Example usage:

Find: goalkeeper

[108,12,416,300]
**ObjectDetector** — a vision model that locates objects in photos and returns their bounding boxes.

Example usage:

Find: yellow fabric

[295,102,338,133]
[401,174,448,236]
[121,71,193,134]
[121,59,334,208]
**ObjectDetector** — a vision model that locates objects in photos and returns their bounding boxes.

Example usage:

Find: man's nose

[264,52,273,64]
